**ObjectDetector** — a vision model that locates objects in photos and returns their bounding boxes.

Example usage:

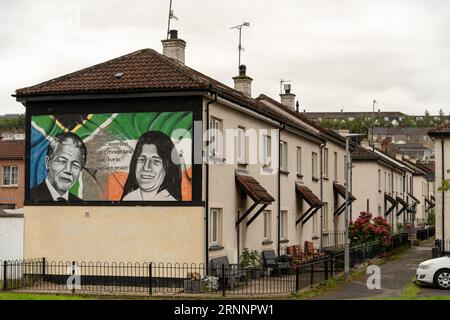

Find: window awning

[333,183,356,201]
[333,182,356,216]
[425,197,435,213]
[384,193,397,217]
[235,173,275,205]
[295,184,323,226]
[407,192,420,204]
[396,196,408,217]
[235,173,275,227]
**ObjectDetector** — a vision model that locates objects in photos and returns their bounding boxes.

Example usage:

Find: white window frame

[334,151,338,181]
[209,117,222,157]
[210,208,221,245]
[280,210,288,240]
[388,173,391,193]
[312,210,319,236]
[236,127,245,163]
[297,146,302,176]
[378,169,381,192]
[263,134,271,166]
[312,152,318,179]
[323,203,329,232]
[2,166,18,187]
[384,171,387,191]
[263,210,271,241]
[323,148,329,178]
[280,140,288,171]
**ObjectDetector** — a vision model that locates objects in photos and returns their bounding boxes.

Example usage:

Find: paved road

[310,240,435,300]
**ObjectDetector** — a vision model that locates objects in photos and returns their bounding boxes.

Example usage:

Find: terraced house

[351,145,413,231]
[428,123,450,249]
[14,31,356,266]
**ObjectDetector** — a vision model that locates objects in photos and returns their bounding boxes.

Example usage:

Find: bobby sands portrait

[30,132,86,202]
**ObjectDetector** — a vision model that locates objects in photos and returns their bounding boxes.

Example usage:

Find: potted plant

[183,272,204,293]
[239,248,261,279]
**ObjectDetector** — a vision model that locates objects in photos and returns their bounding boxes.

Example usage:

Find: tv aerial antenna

[230,22,250,71]
[166,0,179,39]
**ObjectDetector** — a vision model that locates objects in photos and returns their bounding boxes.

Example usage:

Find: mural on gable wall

[29,111,193,202]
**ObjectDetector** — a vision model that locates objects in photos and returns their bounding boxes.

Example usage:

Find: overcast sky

[1,0,449,115]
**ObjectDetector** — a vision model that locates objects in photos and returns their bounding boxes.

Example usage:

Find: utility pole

[371,99,377,147]
[344,133,365,279]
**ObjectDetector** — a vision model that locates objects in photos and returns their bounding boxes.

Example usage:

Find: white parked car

[416,256,450,289]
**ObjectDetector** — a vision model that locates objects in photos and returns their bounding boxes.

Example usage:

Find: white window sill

[209,155,226,163]
[1,184,19,188]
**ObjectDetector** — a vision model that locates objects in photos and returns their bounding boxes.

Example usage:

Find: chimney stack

[233,65,253,97]
[280,84,296,110]
[161,30,186,64]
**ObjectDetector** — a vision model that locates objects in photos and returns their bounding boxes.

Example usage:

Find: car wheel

[434,269,450,289]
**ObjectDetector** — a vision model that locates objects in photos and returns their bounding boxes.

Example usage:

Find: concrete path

[310,240,435,300]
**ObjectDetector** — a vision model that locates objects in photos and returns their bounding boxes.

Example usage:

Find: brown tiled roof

[295,184,323,207]
[428,122,450,136]
[256,94,347,145]
[235,173,275,204]
[351,146,379,160]
[333,182,356,201]
[16,49,209,97]
[0,140,25,159]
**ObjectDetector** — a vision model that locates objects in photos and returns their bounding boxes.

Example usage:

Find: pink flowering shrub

[349,211,392,252]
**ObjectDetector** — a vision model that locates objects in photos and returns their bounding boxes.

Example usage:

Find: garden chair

[261,250,291,275]
[209,256,246,290]
[304,241,326,260]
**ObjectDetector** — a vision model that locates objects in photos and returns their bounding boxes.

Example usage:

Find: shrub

[427,209,435,226]
[239,248,260,268]
[349,211,392,252]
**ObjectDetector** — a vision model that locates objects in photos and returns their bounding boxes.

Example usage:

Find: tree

[438,109,445,125]
[438,169,450,192]
[424,110,433,127]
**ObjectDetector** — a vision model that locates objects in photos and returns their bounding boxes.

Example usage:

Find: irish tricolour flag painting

[30,112,193,202]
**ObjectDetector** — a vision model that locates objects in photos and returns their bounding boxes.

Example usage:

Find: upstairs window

[209,117,222,157]
[312,152,318,179]
[3,166,18,186]
[280,141,288,171]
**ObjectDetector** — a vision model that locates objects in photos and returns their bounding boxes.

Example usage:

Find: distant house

[0,140,25,209]
[394,143,433,162]
[304,111,407,125]
[0,128,25,141]
[369,127,433,148]
[351,145,415,231]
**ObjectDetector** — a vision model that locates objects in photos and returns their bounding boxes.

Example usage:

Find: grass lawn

[0,292,94,300]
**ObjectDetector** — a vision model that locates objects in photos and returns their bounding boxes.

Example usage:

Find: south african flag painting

[30,111,193,202]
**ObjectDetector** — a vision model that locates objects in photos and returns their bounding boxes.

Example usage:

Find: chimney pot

[169,30,178,39]
[239,65,247,76]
